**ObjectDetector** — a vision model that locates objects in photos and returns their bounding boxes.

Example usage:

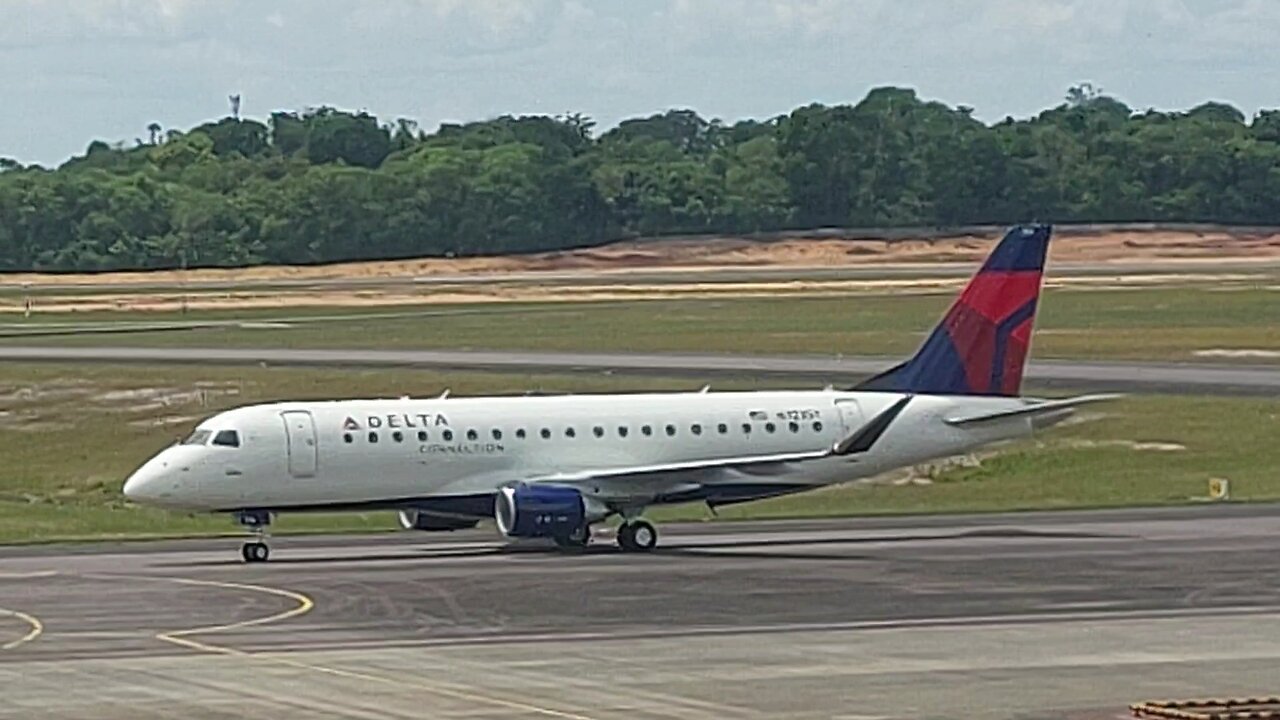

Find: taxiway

[2,506,1280,719]
[1,345,1278,395]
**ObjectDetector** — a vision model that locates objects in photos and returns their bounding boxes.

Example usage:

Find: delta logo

[340,413,450,432]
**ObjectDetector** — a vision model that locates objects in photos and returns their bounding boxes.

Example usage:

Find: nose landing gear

[235,510,272,563]
[241,541,270,563]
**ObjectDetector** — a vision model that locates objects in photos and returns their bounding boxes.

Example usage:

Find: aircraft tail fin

[855,224,1052,397]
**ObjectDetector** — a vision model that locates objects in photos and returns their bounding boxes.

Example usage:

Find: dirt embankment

[3,227,1280,288]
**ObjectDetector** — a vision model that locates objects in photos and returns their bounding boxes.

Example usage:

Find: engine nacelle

[494,484,585,539]
[397,508,480,532]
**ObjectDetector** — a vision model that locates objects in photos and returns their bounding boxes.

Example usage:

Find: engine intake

[494,484,585,539]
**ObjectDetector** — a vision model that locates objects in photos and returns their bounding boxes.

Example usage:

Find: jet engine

[494,484,588,539]
[397,508,480,532]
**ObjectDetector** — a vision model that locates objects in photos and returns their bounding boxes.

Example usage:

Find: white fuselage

[123,389,1035,513]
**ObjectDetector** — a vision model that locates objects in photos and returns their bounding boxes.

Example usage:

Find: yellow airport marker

[1209,477,1231,501]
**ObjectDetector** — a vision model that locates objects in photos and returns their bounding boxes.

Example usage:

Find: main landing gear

[235,510,272,563]
[546,519,658,552]
[616,519,658,552]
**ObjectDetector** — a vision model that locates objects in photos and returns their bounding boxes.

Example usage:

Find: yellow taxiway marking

[0,607,44,650]
[152,576,315,644]
[100,573,596,720]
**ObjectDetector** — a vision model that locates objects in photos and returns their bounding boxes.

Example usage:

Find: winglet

[834,396,911,456]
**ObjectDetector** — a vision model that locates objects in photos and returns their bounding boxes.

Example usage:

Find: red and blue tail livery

[857,224,1052,397]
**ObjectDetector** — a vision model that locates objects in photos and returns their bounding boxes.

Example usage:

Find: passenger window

[466,429,478,441]
[789,422,799,433]
[540,428,551,439]
[212,430,240,448]
[565,427,576,438]
[516,428,527,439]
[368,431,379,443]
[813,421,823,432]
[392,431,404,443]
[442,430,454,442]
[642,425,653,437]
[618,426,629,438]
[765,423,776,433]
[492,429,503,440]
[717,423,727,434]
[593,426,604,438]
[343,433,354,444]
[742,423,752,434]
[691,424,702,435]
[665,424,676,436]
[418,430,428,441]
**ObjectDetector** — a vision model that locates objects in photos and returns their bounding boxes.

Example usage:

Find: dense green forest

[2,84,1279,272]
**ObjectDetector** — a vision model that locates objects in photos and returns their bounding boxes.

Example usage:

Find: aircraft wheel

[241,542,270,563]
[616,522,636,551]
[628,520,658,552]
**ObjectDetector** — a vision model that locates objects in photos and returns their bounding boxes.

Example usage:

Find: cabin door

[835,399,865,435]
[281,410,318,478]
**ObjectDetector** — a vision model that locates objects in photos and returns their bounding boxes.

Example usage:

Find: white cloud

[344,0,560,51]
[0,0,211,42]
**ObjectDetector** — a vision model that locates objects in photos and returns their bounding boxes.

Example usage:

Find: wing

[523,451,834,508]
[523,396,912,507]
[525,447,832,486]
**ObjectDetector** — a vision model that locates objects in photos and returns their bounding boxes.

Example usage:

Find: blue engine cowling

[397,509,480,532]
[494,484,585,539]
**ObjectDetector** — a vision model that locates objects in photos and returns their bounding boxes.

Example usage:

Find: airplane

[122,224,1117,562]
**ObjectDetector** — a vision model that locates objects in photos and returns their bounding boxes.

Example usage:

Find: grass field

[0,362,1274,544]
[2,286,1278,363]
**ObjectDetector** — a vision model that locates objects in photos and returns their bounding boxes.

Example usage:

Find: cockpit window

[181,429,213,445]
[212,430,241,448]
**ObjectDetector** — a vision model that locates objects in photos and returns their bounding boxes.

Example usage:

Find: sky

[3,0,1280,167]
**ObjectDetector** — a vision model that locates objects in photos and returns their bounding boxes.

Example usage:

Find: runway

[1,344,1278,395]
[3,505,1280,719]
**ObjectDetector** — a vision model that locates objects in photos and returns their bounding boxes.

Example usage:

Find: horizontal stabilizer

[943,394,1121,426]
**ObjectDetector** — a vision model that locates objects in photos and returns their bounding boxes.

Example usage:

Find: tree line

[2,84,1280,272]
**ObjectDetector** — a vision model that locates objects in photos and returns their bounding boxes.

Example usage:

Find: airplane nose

[122,468,154,502]
[123,456,172,504]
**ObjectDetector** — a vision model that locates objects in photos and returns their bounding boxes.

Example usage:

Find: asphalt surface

[1,344,1278,395]
[3,506,1280,719]
[4,257,1276,293]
